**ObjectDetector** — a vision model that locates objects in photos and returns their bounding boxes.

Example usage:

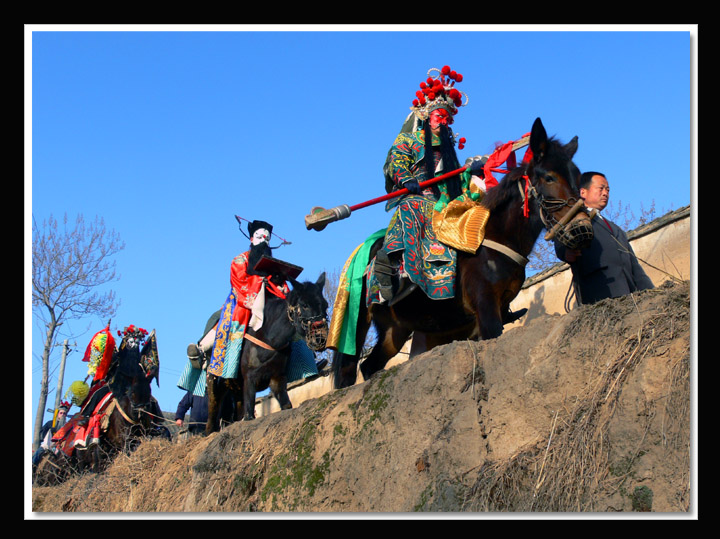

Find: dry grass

[32,281,691,514]
[462,282,690,512]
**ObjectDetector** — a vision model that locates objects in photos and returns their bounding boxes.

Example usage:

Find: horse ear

[530,117,548,161]
[316,272,326,289]
[564,135,579,159]
[288,277,301,290]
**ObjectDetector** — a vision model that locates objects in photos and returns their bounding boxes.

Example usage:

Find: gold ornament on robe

[432,172,490,254]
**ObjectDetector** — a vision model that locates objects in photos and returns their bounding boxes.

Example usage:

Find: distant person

[32,402,70,467]
[555,171,654,305]
[175,391,211,435]
[174,390,235,435]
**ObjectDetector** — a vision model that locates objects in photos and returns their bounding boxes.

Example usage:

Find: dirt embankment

[31,280,692,514]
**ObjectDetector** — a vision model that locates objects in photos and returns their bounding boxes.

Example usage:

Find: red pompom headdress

[411,65,468,121]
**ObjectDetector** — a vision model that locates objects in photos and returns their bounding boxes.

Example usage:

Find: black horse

[80,328,167,471]
[35,328,167,482]
[206,273,328,433]
[333,118,594,388]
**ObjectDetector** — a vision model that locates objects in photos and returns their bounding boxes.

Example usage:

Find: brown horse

[332,118,594,388]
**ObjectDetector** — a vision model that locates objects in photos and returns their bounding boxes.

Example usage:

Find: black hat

[248,220,273,238]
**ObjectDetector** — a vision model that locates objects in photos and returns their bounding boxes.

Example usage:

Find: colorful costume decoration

[327,228,387,354]
[206,220,290,380]
[82,324,115,382]
[373,65,477,304]
[179,218,315,393]
[208,250,278,379]
[177,338,318,396]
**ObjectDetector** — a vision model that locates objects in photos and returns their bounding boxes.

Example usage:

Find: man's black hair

[579,171,606,190]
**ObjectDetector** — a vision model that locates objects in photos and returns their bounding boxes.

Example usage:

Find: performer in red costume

[206,220,289,380]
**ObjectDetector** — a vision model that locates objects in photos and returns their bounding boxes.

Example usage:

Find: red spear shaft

[305,165,469,231]
[350,165,469,211]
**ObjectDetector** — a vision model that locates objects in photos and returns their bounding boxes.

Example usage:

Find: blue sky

[27,26,696,438]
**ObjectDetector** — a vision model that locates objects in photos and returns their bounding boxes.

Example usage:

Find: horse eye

[545,174,557,183]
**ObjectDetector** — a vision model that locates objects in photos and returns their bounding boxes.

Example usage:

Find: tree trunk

[32,320,57,451]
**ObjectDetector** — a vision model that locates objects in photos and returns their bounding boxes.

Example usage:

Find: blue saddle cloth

[177,340,318,397]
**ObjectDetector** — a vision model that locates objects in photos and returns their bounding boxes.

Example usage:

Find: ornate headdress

[411,66,468,121]
[117,324,149,345]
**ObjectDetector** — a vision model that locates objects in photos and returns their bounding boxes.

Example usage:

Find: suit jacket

[555,213,654,305]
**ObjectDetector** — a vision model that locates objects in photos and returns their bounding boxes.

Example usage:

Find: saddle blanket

[51,390,115,456]
[177,340,318,397]
[367,196,458,305]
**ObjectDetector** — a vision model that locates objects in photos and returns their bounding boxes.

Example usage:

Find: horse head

[287,272,329,352]
[523,117,594,250]
[110,325,156,423]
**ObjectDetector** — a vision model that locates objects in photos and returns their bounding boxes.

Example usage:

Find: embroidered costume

[207,220,288,380]
[372,65,474,305]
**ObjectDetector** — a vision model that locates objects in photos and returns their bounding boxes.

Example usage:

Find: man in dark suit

[555,172,654,305]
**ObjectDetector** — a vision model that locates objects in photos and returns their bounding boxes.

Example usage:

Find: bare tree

[527,199,664,275]
[31,214,124,450]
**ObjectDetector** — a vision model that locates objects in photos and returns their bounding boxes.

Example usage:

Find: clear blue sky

[27,26,696,438]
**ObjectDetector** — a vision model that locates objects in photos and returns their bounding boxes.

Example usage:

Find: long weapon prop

[304,135,530,232]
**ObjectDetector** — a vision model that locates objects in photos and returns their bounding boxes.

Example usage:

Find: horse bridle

[243,280,329,352]
[244,307,328,352]
[287,304,328,352]
[520,170,578,223]
[481,167,591,267]
[519,167,594,250]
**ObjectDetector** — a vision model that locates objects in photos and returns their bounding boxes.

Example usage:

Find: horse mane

[287,277,326,304]
[480,165,525,213]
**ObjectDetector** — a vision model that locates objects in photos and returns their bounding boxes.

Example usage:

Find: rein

[113,397,139,425]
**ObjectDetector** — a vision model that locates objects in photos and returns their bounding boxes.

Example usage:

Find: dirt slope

[31,281,691,514]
